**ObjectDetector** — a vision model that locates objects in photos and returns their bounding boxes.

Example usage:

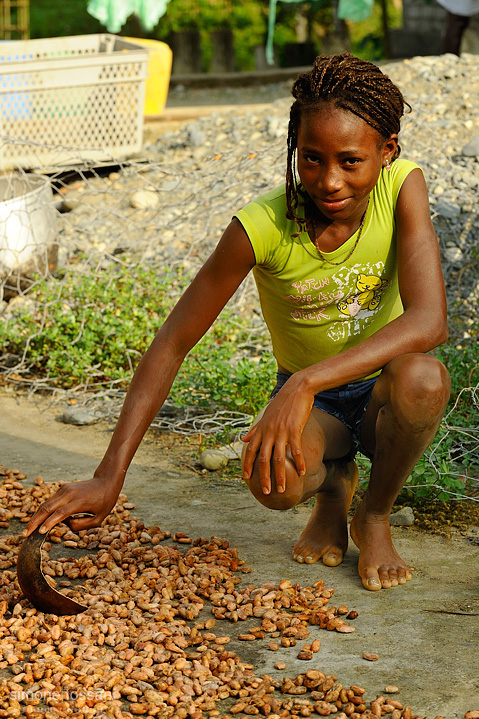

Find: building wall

[392,0,479,57]
[402,0,446,35]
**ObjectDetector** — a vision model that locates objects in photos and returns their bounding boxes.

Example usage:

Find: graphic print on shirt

[285,263,388,341]
[286,277,344,323]
[337,273,388,317]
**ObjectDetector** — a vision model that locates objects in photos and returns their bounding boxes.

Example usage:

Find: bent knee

[385,353,450,418]
[246,475,303,511]
[243,462,304,511]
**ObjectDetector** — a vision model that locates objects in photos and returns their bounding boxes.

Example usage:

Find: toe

[362,570,382,591]
[293,548,320,564]
[397,566,412,584]
[378,567,392,588]
[322,548,344,567]
[386,568,399,587]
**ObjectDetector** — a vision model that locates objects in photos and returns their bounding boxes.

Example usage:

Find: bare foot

[292,460,358,567]
[350,499,412,591]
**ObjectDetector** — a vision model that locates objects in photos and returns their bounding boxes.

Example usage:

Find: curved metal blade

[17,527,88,615]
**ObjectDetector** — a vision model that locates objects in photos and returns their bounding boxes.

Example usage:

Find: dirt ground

[0,390,478,717]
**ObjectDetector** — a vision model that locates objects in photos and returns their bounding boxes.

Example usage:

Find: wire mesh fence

[1,72,478,501]
[0,118,285,428]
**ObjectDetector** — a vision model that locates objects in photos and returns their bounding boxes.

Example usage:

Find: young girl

[25,53,450,592]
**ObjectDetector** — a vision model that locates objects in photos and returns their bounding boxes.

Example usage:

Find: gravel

[45,52,479,341]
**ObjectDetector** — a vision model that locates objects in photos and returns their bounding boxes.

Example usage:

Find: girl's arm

[24,219,256,536]
[243,168,448,490]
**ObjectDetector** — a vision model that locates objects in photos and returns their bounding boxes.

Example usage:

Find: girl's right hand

[242,373,315,495]
[22,476,120,538]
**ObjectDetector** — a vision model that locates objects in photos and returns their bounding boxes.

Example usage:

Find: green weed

[0,264,275,415]
[356,334,479,503]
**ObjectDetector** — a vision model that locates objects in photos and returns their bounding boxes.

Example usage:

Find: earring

[385,157,391,171]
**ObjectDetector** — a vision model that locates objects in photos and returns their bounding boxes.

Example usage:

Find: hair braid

[285,52,411,232]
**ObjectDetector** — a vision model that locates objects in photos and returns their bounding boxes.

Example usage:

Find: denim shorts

[271,371,380,461]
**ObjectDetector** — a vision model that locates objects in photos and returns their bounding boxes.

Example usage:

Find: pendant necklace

[309,196,370,266]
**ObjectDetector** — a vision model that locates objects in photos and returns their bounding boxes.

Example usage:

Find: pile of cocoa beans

[0,466,476,719]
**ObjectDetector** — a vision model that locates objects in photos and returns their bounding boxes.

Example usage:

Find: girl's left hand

[241,374,314,496]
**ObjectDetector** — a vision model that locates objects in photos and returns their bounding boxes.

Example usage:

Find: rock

[389,506,415,527]
[199,449,229,471]
[61,187,85,211]
[199,442,243,470]
[191,146,207,162]
[60,408,100,426]
[462,172,479,188]
[461,135,479,156]
[63,188,113,213]
[267,116,286,139]
[1,296,37,319]
[160,179,180,193]
[444,246,464,264]
[130,190,160,210]
[187,126,206,148]
[435,199,461,219]
[217,441,244,460]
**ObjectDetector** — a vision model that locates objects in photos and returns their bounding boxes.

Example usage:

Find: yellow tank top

[234,159,421,376]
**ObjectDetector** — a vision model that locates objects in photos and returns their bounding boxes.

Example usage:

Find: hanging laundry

[87,0,171,33]
[337,0,373,22]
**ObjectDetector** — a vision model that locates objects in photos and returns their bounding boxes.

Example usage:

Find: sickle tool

[17,527,87,615]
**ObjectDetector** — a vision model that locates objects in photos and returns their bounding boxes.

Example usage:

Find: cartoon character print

[337,273,387,317]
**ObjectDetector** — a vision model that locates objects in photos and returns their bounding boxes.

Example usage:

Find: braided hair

[285,52,411,231]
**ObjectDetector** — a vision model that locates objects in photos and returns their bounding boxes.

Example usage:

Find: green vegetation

[153,0,269,71]
[29,0,103,38]
[0,265,275,416]
[348,0,403,59]
[370,325,479,503]
[352,310,479,503]
[403,421,479,502]
[410,331,479,501]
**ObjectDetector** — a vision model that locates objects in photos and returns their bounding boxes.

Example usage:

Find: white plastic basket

[0,34,149,169]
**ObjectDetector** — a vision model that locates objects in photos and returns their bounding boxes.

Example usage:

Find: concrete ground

[0,391,477,717]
